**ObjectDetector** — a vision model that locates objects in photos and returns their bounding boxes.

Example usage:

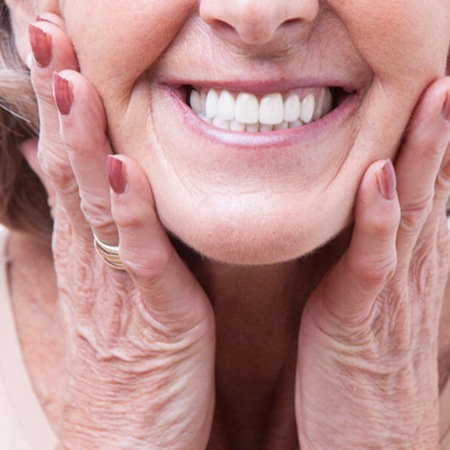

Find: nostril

[283,18,303,27]
[211,19,240,40]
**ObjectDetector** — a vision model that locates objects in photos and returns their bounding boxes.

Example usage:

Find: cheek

[330,0,450,85]
[61,0,195,100]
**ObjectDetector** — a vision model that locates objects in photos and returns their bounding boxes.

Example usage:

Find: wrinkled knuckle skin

[400,195,433,235]
[348,253,397,288]
[409,249,437,296]
[123,248,175,286]
[435,171,450,197]
[79,197,113,231]
[369,216,397,238]
[43,151,75,189]
[62,134,87,156]
[114,209,143,230]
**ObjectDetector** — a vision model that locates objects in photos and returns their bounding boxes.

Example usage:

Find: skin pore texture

[59,0,449,265]
[4,0,450,448]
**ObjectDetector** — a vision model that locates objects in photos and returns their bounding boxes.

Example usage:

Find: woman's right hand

[27,15,215,450]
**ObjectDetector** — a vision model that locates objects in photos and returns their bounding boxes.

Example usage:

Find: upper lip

[155,76,361,96]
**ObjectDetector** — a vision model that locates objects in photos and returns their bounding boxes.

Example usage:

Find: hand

[296,78,450,449]
[27,15,215,449]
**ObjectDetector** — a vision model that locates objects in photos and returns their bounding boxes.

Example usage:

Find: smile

[186,86,342,133]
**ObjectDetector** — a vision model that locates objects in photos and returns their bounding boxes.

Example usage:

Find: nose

[199,0,319,46]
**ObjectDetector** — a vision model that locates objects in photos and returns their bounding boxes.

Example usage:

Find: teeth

[235,93,259,124]
[274,121,289,130]
[212,116,230,130]
[230,119,246,131]
[283,94,301,122]
[289,119,302,129]
[260,124,274,132]
[246,123,260,133]
[299,93,315,124]
[189,86,334,132]
[205,89,219,119]
[312,88,332,121]
[218,90,236,121]
[259,93,284,125]
[190,90,203,114]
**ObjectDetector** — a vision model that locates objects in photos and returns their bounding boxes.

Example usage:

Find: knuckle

[368,215,397,237]
[114,208,143,229]
[347,252,397,288]
[79,194,111,225]
[32,76,54,103]
[435,170,450,200]
[409,249,436,296]
[62,132,84,154]
[400,193,433,234]
[124,247,175,285]
[43,152,74,188]
[79,198,117,241]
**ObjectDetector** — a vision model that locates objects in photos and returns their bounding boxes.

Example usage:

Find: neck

[179,231,349,448]
[7,230,64,430]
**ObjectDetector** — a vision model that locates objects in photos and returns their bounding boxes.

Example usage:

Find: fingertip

[28,19,78,77]
[29,23,52,69]
[107,155,128,195]
[356,160,400,232]
[53,72,75,116]
[349,160,400,289]
[359,159,398,206]
[410,77,450,132]
[375,159,397,201]
[36,13,66,30]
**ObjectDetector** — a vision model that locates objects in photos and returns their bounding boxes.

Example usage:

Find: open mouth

[183,85,349,133]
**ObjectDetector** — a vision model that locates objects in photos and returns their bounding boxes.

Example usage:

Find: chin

[163,210,350,266]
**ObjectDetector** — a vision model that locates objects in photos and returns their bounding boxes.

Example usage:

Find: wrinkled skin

[4,0,450,448]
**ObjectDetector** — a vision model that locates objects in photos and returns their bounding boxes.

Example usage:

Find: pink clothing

[0,225,57,450]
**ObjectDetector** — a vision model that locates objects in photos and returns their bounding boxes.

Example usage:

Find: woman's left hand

[296,78,450,449]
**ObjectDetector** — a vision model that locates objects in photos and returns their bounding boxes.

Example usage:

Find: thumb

[308,160,400,326]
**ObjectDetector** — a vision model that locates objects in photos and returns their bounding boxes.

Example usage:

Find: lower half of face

[65,0,450,265]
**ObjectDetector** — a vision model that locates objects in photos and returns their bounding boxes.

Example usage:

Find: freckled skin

[61,0,450,264]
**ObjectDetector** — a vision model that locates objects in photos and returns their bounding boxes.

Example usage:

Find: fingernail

[107,156,127,195]
[36,15,58,25]
[53,73,74,116]
[28,24,52,68]
[376,159,397,201]
[443,92,450,122]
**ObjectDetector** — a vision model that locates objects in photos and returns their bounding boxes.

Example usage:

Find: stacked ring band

[93,235,124,270]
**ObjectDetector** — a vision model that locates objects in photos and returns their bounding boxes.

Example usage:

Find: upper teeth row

[189,87,333,131]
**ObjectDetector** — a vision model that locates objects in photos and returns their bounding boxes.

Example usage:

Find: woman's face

[58,0,449,264]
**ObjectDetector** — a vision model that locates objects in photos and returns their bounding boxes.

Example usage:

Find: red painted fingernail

[29,24,52,68]
[443,92,450,122]
[53,73,74,116]
[107,156,127,195]
[376,159,397,201]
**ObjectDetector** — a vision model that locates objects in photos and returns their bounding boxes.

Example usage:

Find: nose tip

[200,0,319,46]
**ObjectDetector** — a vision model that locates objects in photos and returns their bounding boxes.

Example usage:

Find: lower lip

[163,84,359,150]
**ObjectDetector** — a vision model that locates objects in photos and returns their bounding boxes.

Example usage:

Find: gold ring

[93,235,124,270]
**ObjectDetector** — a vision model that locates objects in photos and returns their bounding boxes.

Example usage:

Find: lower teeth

[198,116,305,132]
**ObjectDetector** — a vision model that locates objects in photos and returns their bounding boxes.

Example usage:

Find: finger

[18,138,57,214]
[308,160,400,325]
[395,77,450,263]
[28,20,85,231]
[53,70,117,245]
[107,155,212,329]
